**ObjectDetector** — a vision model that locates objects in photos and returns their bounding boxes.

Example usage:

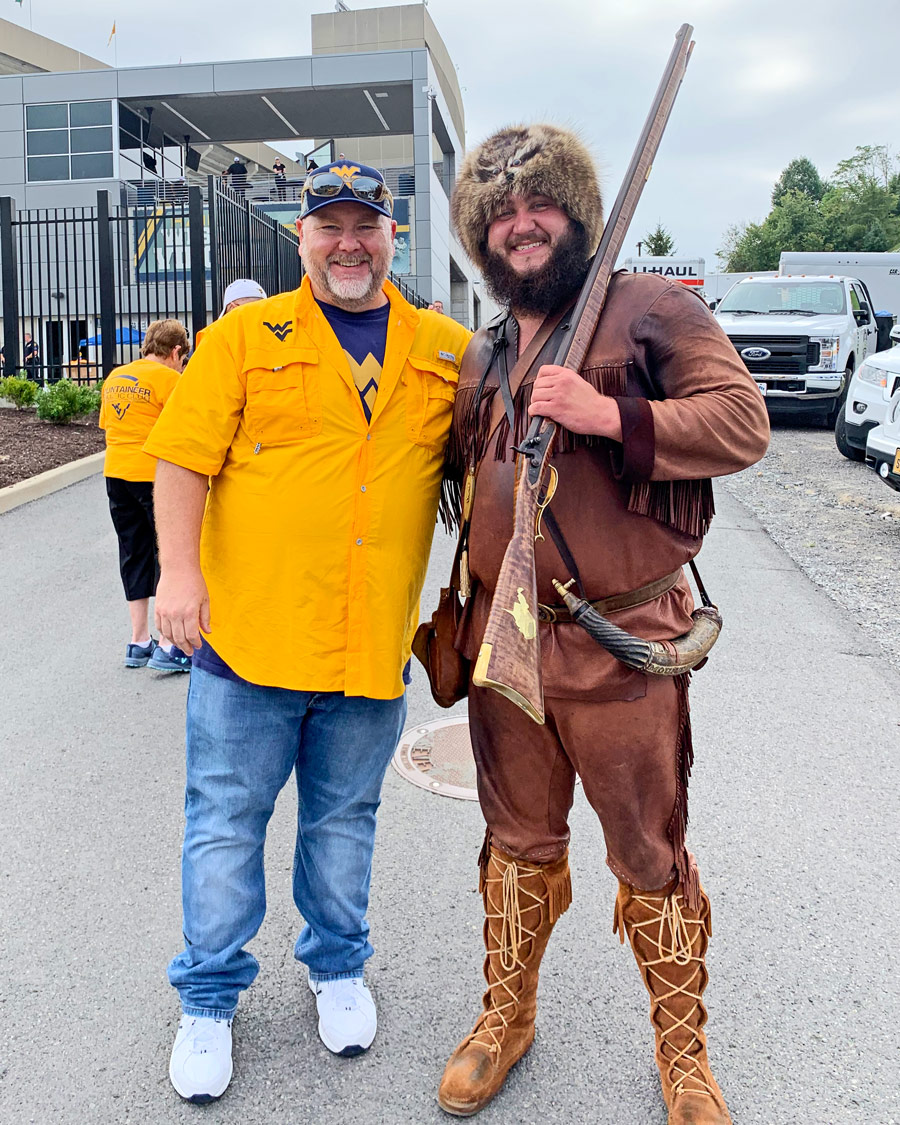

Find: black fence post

[243,194,252,279]
[207,175,220,313]
[188,186,207,344]
[0,197,21,376]
[96,191,117,376]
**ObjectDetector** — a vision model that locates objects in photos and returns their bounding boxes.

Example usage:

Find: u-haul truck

[620,256,705,291]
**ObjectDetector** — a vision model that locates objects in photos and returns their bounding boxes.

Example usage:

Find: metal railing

[0,183,427,384]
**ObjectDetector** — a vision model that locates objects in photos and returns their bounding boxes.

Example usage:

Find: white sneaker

[169,1014,234,1103]
[308,975,377,1056]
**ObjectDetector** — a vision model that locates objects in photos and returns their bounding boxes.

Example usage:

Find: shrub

[0,375,39,410]
[35,379,101,425]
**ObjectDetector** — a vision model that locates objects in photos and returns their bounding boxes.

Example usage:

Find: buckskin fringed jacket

[445,272,771,702]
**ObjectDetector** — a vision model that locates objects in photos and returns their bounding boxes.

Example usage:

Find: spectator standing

[23,332,40,379]
[146,160,471,1103]
[99,319,192,674]
[225,157,248,197]
[428,299,445,314]
[272,158,287,200]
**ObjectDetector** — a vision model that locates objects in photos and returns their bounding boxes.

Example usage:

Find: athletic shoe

[169,1014,233,1104]
[148,645,192,674]
[308,975,377,1056]
[124,639,157,668]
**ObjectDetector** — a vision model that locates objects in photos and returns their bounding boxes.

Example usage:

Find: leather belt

[537,569,682,624]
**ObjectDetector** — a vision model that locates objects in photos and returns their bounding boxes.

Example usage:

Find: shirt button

[366,433,372,441]
[356,538,363,546]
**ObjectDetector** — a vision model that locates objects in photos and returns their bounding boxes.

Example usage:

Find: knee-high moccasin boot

[614,881,733,1125]
[438,845,571,1117]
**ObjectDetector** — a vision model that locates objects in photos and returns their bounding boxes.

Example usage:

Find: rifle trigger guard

[534,465,559,543]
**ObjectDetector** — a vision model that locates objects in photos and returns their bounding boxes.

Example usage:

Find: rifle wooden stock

[472,24,695,724]
[472,461,545,723]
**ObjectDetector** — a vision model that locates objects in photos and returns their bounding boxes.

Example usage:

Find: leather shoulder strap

[486,307,571,444]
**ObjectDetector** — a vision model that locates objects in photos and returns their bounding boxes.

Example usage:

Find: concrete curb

[0,451,104,515]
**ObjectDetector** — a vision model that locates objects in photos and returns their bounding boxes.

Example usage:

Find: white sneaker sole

[307,979,376,1057]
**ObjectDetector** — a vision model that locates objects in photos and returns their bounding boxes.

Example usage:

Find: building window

[25,101,114,182]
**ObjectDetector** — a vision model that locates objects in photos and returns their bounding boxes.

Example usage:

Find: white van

[779,252,900,318]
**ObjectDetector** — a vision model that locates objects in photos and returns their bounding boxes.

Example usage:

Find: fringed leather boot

[438,844,571,1117]
[614,880,732,1125]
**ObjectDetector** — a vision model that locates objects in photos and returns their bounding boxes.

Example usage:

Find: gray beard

[480,224,591,316]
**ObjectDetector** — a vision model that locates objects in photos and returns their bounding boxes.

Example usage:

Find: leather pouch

[412,584,469,708]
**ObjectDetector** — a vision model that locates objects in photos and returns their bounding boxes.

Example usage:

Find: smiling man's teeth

[513,241,544,251]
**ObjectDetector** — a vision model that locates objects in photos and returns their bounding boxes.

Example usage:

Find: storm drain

[391,718,478,801]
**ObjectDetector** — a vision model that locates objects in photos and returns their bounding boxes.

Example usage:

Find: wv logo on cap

[264,321,293,341]
[334,165,361,182]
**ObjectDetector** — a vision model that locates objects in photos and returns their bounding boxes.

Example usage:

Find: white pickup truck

[714,275,878,424]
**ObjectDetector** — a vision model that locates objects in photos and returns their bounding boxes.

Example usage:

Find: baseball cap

[220,279,267,317]
[299,161,393,220]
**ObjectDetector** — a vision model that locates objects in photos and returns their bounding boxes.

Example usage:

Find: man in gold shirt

[144,161,470,1103]
[99,318,191,673]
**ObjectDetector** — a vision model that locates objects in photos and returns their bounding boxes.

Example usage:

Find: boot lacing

[469,855,544,1055]
[621,889,715,1100]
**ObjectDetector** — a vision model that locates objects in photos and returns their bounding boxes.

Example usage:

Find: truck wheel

[825,365,853,428]
[834,412,865,461]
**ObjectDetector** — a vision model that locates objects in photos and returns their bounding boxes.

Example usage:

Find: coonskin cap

[451,124,604,271]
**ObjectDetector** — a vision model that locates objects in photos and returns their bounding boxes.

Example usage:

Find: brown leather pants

[468,674,682,890]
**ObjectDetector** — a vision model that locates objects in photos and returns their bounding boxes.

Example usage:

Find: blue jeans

[167,667,407,1019]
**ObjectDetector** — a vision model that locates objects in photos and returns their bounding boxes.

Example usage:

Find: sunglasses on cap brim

[301,171,393,213]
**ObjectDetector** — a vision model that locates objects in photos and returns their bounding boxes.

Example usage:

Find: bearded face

[481,196,591,315]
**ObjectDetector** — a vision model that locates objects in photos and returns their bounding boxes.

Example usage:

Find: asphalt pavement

[1,474,898,1125]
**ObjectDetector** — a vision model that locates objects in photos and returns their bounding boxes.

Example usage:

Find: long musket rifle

[471,24,697,725]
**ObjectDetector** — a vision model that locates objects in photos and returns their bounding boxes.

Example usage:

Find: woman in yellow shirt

[99,319,190,671]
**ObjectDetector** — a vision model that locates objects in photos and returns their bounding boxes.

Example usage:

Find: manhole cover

[392,718,478,801]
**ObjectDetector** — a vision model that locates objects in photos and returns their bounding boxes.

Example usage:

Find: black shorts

[106,477,160,601]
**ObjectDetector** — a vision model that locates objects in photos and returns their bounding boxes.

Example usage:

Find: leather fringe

[477,829,492,896]
[446,363,715,539]
[628,478,716,539]
[439,477,462,534]
[545,861,573,925]
[668,673,701,912]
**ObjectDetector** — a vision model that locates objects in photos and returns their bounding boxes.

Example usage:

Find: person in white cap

[194,280,267,349]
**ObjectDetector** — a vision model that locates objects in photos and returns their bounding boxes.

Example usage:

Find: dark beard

[480,224,591,316]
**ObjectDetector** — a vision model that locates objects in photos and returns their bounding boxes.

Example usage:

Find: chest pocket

[404,354,458,450]
[242,345,323,445]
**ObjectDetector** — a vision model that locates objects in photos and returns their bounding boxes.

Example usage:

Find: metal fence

[207,175,301,317]
[1,182,427,386]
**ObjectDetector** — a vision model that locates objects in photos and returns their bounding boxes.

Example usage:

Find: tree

[718,191,825,272]
[643,221,676,256]
[861,219,891,252]
[771,157,825,207]
[717,221,770,272]
[719,145,900,268]
[819,176,900,251]
[832,144,895,189]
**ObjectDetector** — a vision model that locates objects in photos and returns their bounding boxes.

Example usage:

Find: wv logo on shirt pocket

[264,321,293,342]
[111,402,131,420]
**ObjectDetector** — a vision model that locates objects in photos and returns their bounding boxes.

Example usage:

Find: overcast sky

[10,0,900,269]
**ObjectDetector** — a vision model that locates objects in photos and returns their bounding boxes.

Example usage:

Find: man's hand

[153,460,213,655]
[528,364,623,441]
[155,567,210,656]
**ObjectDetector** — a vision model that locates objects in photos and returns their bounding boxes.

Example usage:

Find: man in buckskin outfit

[437,124,770,1123]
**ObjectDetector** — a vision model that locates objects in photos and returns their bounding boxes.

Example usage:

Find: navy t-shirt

[316,298,390,422]
[191,297,410,688]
